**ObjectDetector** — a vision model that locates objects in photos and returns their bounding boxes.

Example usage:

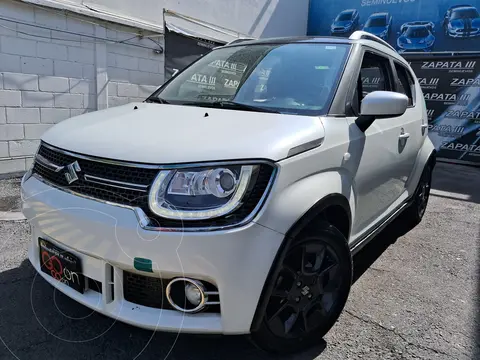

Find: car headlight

[148,164,269,220]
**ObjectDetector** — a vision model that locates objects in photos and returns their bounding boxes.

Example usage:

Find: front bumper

[397,44,433,52]
[447,29,480,38]
[21,175,284,334]
[330,28,351,35]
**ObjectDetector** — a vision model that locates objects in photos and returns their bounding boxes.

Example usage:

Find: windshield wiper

[145,97,170,104]
[187,100,280,114]
[214,100,280,114]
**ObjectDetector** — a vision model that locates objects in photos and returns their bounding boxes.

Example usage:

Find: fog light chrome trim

[166,278,213,313]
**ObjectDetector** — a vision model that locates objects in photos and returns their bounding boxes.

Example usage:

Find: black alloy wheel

[416,164,432,220]
[251,223,352,353]
[399,163,433,230]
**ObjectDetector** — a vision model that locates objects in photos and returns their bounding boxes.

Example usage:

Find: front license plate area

[38,238,84,294]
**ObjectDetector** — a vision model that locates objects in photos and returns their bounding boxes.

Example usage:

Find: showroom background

[308,0,480,52]
[0,0,479,175]
[0,0,309,175]
[308,0,480,165]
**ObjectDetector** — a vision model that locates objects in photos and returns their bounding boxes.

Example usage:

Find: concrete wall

[0,0,163,175]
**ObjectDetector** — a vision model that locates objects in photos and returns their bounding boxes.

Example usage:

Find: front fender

[406,135,436,195]
[254,169,356,236]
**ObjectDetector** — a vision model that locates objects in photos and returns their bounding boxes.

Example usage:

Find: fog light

[166,278,208,313]
[185,283,202,306]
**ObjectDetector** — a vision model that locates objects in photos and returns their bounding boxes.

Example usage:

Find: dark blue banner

[308,0,480,52]
[405,55,480,164]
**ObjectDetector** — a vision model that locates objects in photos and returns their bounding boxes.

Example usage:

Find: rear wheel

[251,223,352,354]
[400,163,432,229]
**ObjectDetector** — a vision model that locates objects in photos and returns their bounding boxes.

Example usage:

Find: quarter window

[394,63,414,106]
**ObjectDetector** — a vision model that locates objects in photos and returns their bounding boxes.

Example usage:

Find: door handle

[421,124,428,129]
[399,133,410,139]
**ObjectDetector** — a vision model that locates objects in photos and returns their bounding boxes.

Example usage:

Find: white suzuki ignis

[21,31,435,353]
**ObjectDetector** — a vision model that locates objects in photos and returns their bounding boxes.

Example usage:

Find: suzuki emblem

[65,161,81,184]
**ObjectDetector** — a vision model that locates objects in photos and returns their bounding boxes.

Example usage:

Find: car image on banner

[308,0,480,52]
[330,9,361,36]
[363,12,393,40]
[443,4,480,38]
[397,22,436,53]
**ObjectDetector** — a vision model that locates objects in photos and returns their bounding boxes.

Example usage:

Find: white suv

[21,31,436,353]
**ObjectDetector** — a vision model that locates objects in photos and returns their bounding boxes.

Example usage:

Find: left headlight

[148,164,270,220]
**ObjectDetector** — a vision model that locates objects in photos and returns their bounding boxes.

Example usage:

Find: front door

[344,51,409,240]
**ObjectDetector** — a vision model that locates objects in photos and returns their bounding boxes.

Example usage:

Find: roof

[222,36,353,47]
[220,32,406,65]
[449,4,475,10]
[369,12,389,17]
[339,9,356,13]
[451,6,476,11]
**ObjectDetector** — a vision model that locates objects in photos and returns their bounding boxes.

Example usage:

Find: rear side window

[394,63,414,106]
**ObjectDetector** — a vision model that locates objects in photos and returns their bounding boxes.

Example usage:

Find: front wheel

[250,223,352,354]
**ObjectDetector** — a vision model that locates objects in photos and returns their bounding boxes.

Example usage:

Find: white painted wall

[28,0,310,39]
[0,0,309,175]
[0,0,163,174]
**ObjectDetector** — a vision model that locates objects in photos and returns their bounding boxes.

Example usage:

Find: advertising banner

[308,0,480,52]
[404,54,480,164]
[164,25,226,81]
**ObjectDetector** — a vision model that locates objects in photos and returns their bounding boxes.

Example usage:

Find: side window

[352,52,393,114]
[394,63,413,106]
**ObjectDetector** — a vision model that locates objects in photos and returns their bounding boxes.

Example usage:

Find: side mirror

[356,91,408,132]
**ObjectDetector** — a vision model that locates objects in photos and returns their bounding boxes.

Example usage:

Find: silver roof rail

[349,31,396,52]
[225,38,255,46]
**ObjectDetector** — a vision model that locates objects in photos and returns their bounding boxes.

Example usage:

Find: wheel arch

[406,137,437,196]
[250,193,352,332]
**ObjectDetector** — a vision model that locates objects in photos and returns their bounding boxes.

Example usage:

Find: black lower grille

[87,277,102,294]
[123,271,220,313]
[123,271,171,309]
[33,142,274,229]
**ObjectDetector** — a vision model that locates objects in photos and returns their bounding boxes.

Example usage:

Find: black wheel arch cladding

[250,193,352,332]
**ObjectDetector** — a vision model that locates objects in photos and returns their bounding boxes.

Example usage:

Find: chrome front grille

[32,142,158,208]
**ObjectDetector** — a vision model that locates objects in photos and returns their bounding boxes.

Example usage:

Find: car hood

[41,103,326,164]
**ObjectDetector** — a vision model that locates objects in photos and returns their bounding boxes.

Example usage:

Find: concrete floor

[0,162,478,359]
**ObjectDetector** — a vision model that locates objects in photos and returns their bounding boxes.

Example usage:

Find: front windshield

[452,8,479,19]
[152,43,350,116]
[406,27,429,38]
[337,12,353,21]
[365,17,387,27]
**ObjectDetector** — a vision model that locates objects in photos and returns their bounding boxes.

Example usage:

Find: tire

[400,163,433,229]
[250,222,353,354]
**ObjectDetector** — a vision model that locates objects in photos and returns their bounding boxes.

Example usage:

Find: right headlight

[148,163,273,221]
